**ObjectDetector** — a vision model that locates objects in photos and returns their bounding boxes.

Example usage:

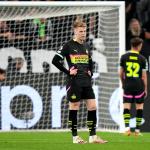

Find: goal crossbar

[0,1,125,21]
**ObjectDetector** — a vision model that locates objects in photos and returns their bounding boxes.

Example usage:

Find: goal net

[0,2,125,131]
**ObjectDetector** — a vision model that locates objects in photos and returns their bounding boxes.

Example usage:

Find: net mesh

[0,4,121,131]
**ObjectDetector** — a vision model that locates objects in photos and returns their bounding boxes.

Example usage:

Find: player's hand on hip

[69,66,78,76]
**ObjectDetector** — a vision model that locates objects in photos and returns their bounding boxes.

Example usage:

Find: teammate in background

[119,37,148,136]
[52,19,108,144]
[0,68,6,81]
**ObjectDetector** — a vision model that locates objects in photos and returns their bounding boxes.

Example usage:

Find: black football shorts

[123,90,145,104]
[66,82,95,102]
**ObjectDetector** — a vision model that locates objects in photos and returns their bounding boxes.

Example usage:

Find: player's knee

[87,105,97,111]
[123,103,131,109]
[69,102,80,110]
[136,104,144,110]
[87,99,97,110]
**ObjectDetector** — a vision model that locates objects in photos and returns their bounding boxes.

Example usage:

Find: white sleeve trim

[56,53,64,59]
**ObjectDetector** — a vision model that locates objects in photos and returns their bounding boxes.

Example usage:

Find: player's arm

[119,55,124,87]
[52,55,77,76]
[142,70,147,97]
[142,59,148,97]
[119,67,124,86]
[52,54,70,75]
[52,45,77,76]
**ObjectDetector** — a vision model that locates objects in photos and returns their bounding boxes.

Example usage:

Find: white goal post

[0,1,125,131]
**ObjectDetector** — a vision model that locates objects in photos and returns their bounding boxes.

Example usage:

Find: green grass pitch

[0,131,150,150]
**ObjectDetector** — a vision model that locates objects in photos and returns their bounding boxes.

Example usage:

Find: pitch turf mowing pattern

[0,132,150,150]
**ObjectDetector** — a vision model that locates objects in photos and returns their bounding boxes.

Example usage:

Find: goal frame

[0,1,125,131]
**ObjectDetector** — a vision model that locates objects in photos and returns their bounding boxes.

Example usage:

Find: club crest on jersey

[71,94,76,99]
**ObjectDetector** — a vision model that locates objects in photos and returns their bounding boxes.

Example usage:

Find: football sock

[123,109,130,128]
[68,110,78,136]
[87,110,97,136]
[136,109,143,130]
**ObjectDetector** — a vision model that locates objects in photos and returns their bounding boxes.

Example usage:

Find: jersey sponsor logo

[70,54,89,64]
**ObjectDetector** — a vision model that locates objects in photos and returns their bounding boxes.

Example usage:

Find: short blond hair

[73,19,86,28]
